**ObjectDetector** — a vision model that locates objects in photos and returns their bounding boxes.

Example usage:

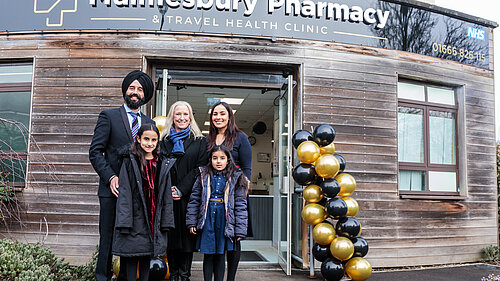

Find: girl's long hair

[131,123,160,179]
[207,102,242,151]
[205,145,239,178]
[205,145,250,195]
[160,101,203,140]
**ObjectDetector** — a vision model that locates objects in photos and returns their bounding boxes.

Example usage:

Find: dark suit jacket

[89,105,154,197]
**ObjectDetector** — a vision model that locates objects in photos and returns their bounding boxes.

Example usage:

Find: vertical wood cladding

[0,33,496,267]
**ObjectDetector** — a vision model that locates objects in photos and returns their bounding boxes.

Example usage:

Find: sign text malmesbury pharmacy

[89,0,391,29]
[0,0,491,67]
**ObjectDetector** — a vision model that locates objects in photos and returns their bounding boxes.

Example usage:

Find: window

[0,63,33,187]
[397,81,458,195]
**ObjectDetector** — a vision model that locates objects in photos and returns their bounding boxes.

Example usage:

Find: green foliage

[0,185,14,202]
[482,245,500,265]
[0,171,14,202]
[70,246,98,281]
[497,144,500,179]
[497,144,500,235]
[0,239,97,281]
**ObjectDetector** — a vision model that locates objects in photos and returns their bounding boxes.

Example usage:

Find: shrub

[0,172,14,202]
[70,246,98,281]
[497,144,500,230]
[483,245,500,265]
[0,239,97,281]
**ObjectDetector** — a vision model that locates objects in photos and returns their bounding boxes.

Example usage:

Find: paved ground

[189,263,500,280]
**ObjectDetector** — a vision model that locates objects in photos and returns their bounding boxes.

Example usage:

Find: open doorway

[146,66,296,267]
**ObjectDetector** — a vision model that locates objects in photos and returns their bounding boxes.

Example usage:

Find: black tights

[167,251,193,279]
[121,256,150,281]
[203,254,225,281]
[226,240,241,281]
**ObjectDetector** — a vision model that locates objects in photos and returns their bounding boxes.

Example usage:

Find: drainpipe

[309,225,315,278]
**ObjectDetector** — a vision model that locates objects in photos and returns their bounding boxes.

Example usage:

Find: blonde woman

[160,101,208,281]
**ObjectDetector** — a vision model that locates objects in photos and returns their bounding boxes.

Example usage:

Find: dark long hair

[131,123,160,179]
[205,145,250,195]
[207,102,242,151]
[205,145,239,177]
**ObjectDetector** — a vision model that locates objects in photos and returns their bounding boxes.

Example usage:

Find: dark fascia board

[383,0,499,28]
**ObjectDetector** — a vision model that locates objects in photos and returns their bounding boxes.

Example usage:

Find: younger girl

[113,123,175,281]
[186,145,249,281]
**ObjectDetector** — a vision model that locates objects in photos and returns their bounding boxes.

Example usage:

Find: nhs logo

[467,27,485,40]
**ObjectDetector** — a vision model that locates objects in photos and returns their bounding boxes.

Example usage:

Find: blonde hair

[161,101,203,140]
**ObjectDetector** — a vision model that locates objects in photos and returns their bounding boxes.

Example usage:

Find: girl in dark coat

[113,124,175,281]
[160,101,208,281]
[186,145,249,281]
[207,101,252,281]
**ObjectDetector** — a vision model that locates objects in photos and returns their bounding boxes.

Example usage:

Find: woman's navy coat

[112,152,175,257]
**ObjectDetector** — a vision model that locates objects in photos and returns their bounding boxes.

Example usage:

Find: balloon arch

[293,125,372,281]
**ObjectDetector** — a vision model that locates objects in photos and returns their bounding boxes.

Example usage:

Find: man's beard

[125,94,145,109]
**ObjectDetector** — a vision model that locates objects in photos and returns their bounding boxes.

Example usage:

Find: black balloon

[149,258,167,281]
[292,130,313,149]
[351,237,369,257]
[317,196,328,207]
[321,258,345,281]
[326,198,347,219]
[333,154,346,173]
[321,178,341,198]
[312,242,334,262]
[313,124,336,147]
[292,163,317,186]
[336,217,361,239]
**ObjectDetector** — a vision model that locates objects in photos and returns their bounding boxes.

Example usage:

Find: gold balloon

[330,237,354,261]
[297,141,321,164]
[113,258,120,277]
[301,203,326,225]
[162,254,170,280]
[320,142,335,155]
[112,257,140,279]
[335,173,356,197]
[345,257,372,281]
[153,115,168,135]
[312,223,336,245]
[303,184,323,203]
[315,154,340,179]
[342,196,359,217]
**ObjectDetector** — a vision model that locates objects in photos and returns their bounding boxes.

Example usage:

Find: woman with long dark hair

[160,101,208,281]
[206,101,252,281]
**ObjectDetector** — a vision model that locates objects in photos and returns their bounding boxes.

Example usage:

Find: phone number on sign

[432,43,486,62]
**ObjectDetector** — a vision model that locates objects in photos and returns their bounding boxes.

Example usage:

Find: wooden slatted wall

[0,32,496,267]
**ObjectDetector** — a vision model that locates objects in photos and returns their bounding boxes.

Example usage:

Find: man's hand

[110,176,119,197]
[189,227,197,235]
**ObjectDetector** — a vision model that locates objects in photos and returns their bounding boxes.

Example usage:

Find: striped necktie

[129,111,140,140]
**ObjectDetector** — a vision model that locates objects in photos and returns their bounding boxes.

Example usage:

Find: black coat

[89,105,154,197]
[160,134,208,252]
[112,152,176,258]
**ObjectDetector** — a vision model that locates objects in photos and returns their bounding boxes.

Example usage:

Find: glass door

[277,74,293,275]
[150,66,295,271]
